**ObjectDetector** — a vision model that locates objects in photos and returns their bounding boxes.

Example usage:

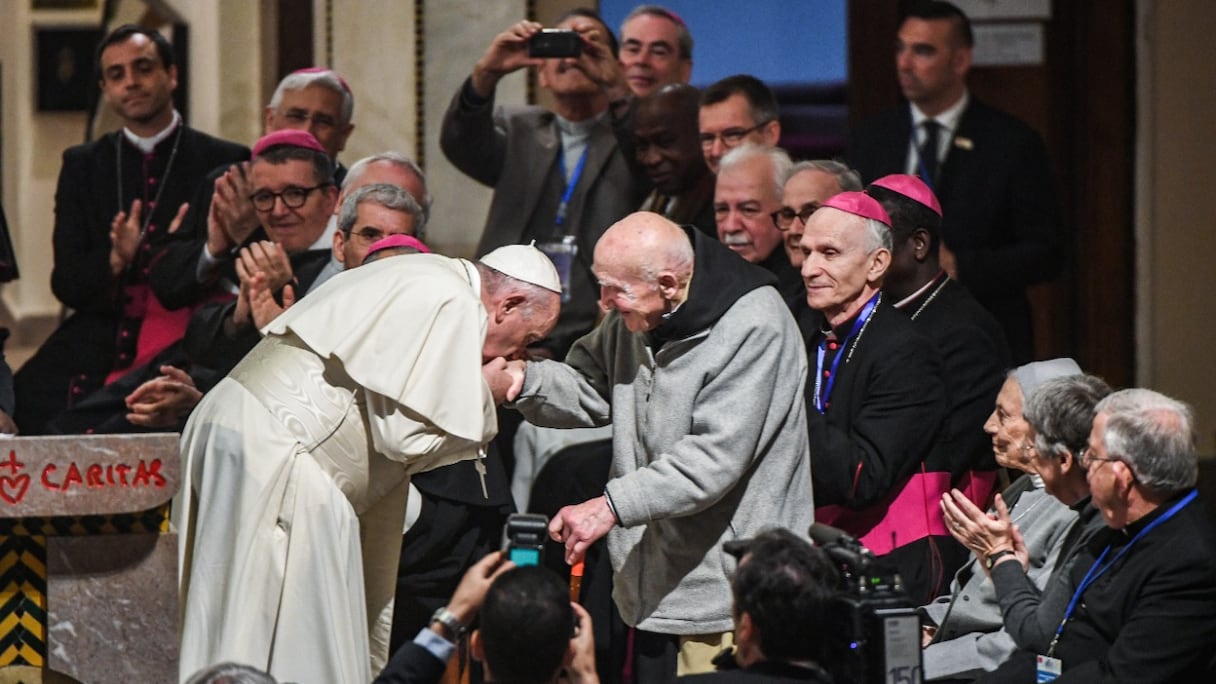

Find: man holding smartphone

[440,9,644,359]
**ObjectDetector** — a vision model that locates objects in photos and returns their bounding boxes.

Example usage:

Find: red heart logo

[0,474,30,505]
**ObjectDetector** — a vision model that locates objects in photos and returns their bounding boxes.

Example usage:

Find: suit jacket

[979,493,1216,683]
[849,98,1061,362]
[440,79,642,357]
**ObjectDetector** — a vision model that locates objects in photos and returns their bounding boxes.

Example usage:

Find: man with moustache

[714,144,802,304]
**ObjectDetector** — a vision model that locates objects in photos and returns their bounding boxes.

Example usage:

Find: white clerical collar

[122,110,182,154]
[555,112,602,137]
[892,274,942,310]
[911,91,968,135]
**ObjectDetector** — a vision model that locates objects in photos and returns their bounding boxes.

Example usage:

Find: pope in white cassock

[174,245,562,684]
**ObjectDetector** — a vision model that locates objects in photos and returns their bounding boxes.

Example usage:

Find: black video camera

[810,523,923,684]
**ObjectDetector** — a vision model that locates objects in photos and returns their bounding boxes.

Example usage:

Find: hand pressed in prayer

[109,199,143,274]
[237,240,293,292]
[208,162,258,254]
[246,271,293,330]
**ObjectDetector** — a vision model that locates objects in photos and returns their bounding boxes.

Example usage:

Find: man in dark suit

[441,10,642,359]
[977,388,1216,683]
[869,174,1010,512]
[12,24,247,435]
[847,0,1061,363]
[797,191,950,604]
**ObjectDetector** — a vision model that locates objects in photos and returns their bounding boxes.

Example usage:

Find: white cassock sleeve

[365,387,495,476]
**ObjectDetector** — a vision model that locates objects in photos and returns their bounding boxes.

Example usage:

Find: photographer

[440,8,642,358]
[376,552,598,684]
[680,528,837,683]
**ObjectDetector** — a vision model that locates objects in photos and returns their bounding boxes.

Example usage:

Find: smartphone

[502,513,549,566]
[528,29,583,58]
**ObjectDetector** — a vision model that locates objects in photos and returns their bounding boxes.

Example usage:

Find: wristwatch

[985,549,1015,570]
[430,606,466,639]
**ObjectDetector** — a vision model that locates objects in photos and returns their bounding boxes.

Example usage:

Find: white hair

[268,69,353,125]
[782,159,862,192]
[718,143,793,202]
[343,151,432,231]
[1095,388,1197,497]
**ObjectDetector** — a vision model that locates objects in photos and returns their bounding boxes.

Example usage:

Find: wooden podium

[0,434,180,684]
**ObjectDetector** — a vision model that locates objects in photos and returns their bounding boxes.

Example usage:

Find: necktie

[920,120,941,186]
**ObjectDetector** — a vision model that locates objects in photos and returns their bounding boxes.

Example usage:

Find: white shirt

[905,92,970,176]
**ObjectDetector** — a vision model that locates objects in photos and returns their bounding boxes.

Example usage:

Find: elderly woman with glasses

[920,359,1086,681]
[936,371,1113,680]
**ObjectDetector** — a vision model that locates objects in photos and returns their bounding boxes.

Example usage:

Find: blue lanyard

[555,146,590,228]
[813,293,879,413]
[1048,488,1198,656]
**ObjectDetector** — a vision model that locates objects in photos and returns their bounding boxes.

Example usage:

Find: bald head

[593,212,694,332]
[597,212,693,278]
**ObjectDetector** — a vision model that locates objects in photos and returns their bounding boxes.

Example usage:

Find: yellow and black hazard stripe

[0,534,45,667]
[0,504,169,667]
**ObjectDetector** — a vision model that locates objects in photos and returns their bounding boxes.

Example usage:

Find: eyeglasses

[280,110,340,131]
[1079,447,1120,469]
[250,184,331,212]
[348,227,391,243]
[771,203,822,231]
[699,121,771,149]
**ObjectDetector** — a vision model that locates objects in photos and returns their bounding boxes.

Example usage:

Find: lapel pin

[954,136,974,151]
